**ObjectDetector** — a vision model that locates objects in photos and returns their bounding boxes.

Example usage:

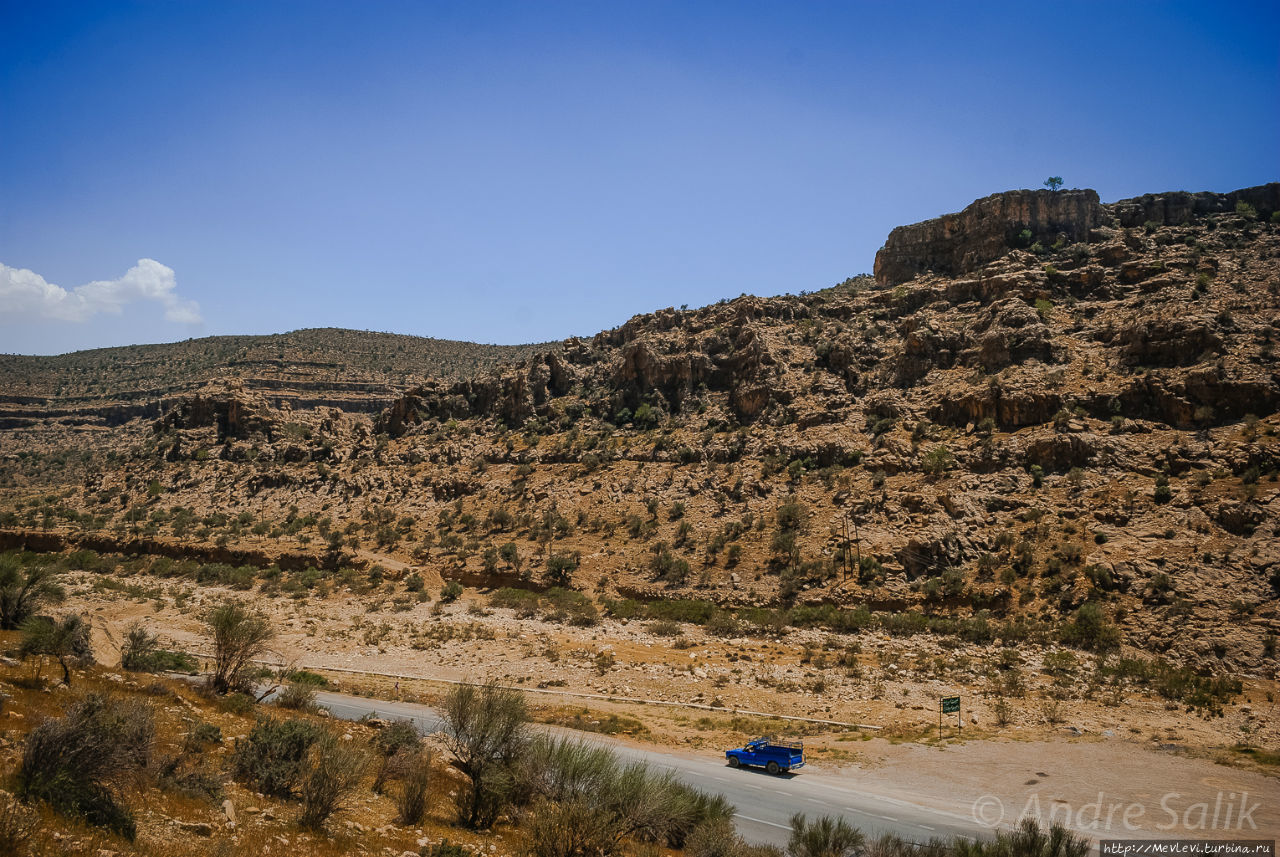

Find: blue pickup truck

[725,737,804,775]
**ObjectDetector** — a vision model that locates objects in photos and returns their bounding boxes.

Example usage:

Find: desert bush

[542,587,600,626]
[1059,602,1120,651]
[545,552,578,587]
[187,720,223,749]
[396,750,434,825]
[275,679,319,711]
[19,613,93,685]
[787,812,864,857]
[17,692,155,839]
[0,555,65,629]
[372,718,422,756]
[516,735,732,851]
[0,791,39,857]
[921,445,955,477]
[205,601,275,695]
[372,720,423,793]
[998,816,1090,857]
[157,720,224,794]
[232,716,324,797]
[993,696,1012,726]
[220,691,256,715]
[644,599,716,625]
[491,587,540,616]
[687,817,785,857]
[297,731,369,830]
[441,580,464,602]
[1153,474,1172,504]
[440,681,529,828]
[861,818,1087,857]
[646,619,682,637]
[705,610,741,637]
[120,622,159,671]
[288,668,330,686]
[527,796,618,857]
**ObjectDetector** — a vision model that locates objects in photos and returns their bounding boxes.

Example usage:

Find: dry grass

[0,631,520,857]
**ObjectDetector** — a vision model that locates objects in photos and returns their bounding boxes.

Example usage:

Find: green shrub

[787,812,864,857]
[232,717,324,797]
[879,611,929,637]
[491,587,541,615]
[288,669,330,687]
[440,581,464,602]
[0,555,65,630]
[921,445,955,476]
[1153,474,1172,504]
[372,719,424,794]
[1060,602,1121,651]
[372,718,422,757]
[646,619,683,637]
[545,553,578,587]
[517,735,733,852]
[644,599,716,625]
[188,721,223,748]
[120,622,197,673]
[542,588,600,627]
[601,597,642,619]
[440,681,529,829]
[275,680,319,712]
[705,610,741,637]
[205,601,275,695]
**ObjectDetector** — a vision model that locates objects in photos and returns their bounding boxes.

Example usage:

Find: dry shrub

[0,791,39,857]
[274,680,319,712]
[686,817,783,857]
[396,750,434,826]
[16,692,154,840]
[298,732,369,831]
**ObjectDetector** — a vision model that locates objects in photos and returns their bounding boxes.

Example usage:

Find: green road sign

[941,696,960,714]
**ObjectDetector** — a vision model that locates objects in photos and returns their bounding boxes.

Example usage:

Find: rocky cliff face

[874,188,1107,287]
[1111,183,1280,228]
[873,183,1280,288]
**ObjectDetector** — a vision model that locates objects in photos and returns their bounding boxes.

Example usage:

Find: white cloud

[0,258,202,324]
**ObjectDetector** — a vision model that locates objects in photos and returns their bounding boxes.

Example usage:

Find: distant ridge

[0,327,557,403]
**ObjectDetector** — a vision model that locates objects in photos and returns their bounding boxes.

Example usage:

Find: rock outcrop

[1110,183,1280,227]
[873,183,1280,288]
[874,188,1106,287]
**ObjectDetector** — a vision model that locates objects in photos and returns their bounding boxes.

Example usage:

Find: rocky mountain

[2,183,1277,675]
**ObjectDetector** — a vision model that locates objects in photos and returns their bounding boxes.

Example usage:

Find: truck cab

[725,736,804,775]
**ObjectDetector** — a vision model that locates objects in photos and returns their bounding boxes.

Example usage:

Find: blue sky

[2,1,1277,355]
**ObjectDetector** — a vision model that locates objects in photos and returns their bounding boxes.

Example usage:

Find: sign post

[940,695,961,740]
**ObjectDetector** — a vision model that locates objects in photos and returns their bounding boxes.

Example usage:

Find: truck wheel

[766,761,780,775]
[728,756,740,768]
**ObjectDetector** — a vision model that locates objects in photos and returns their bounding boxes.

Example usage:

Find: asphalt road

[314,690,986,849]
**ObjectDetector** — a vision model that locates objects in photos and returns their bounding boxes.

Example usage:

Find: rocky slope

[0,328,555,429]
[2,183,1278,678]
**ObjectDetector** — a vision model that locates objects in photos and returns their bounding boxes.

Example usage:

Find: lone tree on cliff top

[1044,176,1064,191]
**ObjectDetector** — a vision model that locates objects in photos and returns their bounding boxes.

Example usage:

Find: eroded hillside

[2,184,1278,679]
